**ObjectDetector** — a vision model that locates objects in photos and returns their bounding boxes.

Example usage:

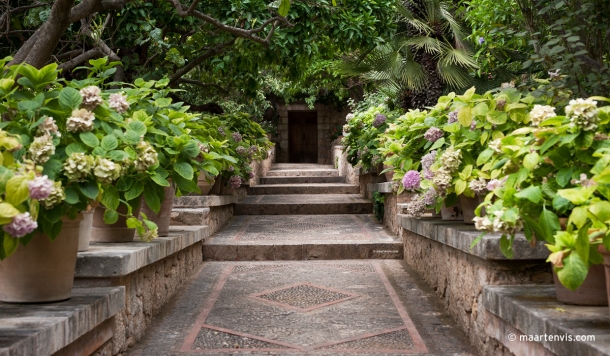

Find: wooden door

[288,111,318,163]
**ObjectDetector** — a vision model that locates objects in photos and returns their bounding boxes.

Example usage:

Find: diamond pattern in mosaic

[279,222,330,231]
[193,327,288,350]
[321,329,414,350]
[251,284,358,311]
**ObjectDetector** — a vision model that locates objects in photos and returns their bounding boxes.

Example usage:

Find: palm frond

[439,49,478,70]
[437,62,474,90]
[404,36,449,55]
[395,0,432,35]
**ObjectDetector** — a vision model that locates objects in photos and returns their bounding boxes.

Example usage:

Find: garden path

[126,164,476,355]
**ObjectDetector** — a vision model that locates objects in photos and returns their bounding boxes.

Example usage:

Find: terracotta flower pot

[598,245,610,315]
[77,208,95,252]
[552,263,608,306]
[140,184,175,237]
[0,215,83,303]
[91,203,141,243]
[441,201,463,221]
[383,164,395,182]
[460,195,484,225]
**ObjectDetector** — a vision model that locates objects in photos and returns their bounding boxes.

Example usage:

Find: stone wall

[401,228,553,355]
[84,242,203,356]
[275,103,349,164]
[248,147,275,186]
[331,145,358,185]
[382,192,412,235]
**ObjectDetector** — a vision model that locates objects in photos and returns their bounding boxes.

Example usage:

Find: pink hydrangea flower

[28,175,54,200]
[3,212,38,238]
[402,170,421,191]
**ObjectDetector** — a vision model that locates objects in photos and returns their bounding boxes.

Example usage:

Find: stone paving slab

[0,287,124,356]
[400,215,549,260]
[235,195,372,215]
[204,215,402,261]
[271,164,335,170]
[75,225,208,278]
[484,285,610,356]
[125,260,476,356]
[248,183,359,195]
[174,195,238,208]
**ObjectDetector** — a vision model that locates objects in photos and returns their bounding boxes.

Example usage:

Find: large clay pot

[382,164,395,182]
[460,195,484,224]
[140,184,175,237]
[91,203,141,243]
[598,245,610,315]
[77,208,95,252]
[0,215,83,303]
[553,263,608,306]
[441,201,463,221]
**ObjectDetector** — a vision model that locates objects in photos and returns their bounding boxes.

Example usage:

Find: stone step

[248,183,359,195]
[234,194,372,215]
[270,163,335,170]
[203,215,403,261]
[260,176,346,184]
[265,169,340,177]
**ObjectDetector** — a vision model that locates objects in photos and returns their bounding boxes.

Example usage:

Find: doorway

[288,111,318,163]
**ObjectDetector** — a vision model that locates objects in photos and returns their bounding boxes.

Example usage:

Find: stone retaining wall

[331,145,358,185]
[81,242,202,356]
[400,218,553,355]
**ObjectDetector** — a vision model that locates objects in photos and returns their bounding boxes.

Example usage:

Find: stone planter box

[485,285,610,356]
[399,216,553,355]
[0,287,124,356]
[73,225,208,355]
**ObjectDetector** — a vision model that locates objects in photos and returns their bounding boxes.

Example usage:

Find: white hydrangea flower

[80,86,103,110]
[565,98,599,131]
[66,109,95,132]
[134,141,158,172]
[63,153,95,182]
[37,116,61,137]
[440,147,462,172]
[39,181,66,209]
[108,93,130,113]
[93,157,122,185]
[28,134,55,164]
[489,139,502,153]
[529,105,556,126]
[469,177,488,194]
[433,168,453,191]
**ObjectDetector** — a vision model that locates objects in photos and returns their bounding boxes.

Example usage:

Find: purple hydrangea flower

[470,120,477,131]
[28,175,54,200]
[447,111,458,124]
[228,175,242,189]
[3,212,38,238]
[228,166,235,172]
[478,37,485,45]
[421,150,437,171]
[402,170,421,191]
[423,187,438,205]
[424,169,435,180]
[232,132,242,142]
[424,127,444,142]
[373,114,387,128]
[218,127,225,136]
[236,146,247,156]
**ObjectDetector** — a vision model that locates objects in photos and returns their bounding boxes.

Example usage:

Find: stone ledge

[354,166,379,175]
[174,195,237,208]
[399,215,549,260]
[0,287,124,356]
[368,182,393,193]
[75,225,208,278]
[484,285,610,356]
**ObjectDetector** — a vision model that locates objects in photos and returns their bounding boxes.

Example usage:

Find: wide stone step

[260,176,346,184]
[203,215,403,261]
[265,169,340,177]
[248,183,359,195]
[235,194,372,215]
[270,163,335,170]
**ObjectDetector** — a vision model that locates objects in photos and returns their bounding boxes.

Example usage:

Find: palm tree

[340,0,478,110]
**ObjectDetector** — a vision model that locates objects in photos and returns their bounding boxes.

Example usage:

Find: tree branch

[165,0,292,46]
[169,39,235,84]
[177,78,228,93]
[57,47,102,70]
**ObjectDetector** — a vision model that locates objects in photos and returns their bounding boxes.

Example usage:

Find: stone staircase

[203,163,403,261]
